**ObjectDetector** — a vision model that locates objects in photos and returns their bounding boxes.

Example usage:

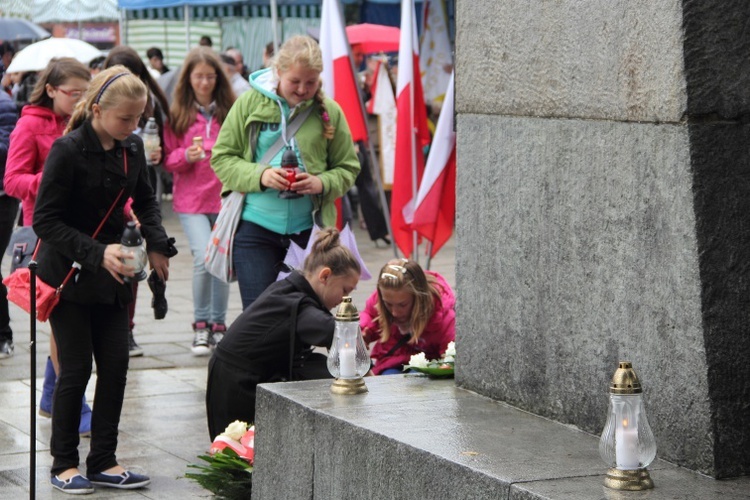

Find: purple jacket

[360,271,456,375]
[163,112,223,214]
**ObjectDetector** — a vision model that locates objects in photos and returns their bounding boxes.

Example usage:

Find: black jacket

[213,271,335,381]
[33,120,174,306]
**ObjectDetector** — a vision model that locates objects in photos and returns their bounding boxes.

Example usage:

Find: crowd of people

[0,35,454,495]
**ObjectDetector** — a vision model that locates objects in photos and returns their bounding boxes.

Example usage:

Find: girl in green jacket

[211,35,360,309]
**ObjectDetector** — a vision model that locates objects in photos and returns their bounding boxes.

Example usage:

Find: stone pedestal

[455,0,750,478]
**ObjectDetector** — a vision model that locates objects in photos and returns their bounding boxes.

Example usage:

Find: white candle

[339,343,356,378]
[615,418,640,469]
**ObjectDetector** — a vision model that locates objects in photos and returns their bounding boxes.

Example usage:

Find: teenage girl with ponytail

[211,35,361,310]
[205,227,360,439]
[33,65,176,494]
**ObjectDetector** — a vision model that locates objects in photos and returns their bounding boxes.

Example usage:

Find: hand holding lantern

[120,221,148,282]
[327,297,369,394]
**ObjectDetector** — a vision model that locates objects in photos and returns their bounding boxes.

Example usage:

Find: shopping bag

[205,191,244,283]
[3,267,60,322]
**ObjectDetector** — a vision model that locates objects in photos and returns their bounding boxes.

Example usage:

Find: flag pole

[335,0,397,258]
[270,0,279,55]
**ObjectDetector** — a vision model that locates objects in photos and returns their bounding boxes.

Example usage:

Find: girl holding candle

[361,259,456,375]
[205,228,360,439]
[33,66,175,493]
[163,46,235,356]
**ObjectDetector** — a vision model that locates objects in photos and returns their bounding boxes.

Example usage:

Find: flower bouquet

[404,341,455,377]
[186,420,254,499]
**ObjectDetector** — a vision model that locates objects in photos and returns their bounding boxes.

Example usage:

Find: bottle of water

[142,117,160,166]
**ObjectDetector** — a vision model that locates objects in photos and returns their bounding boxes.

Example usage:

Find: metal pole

[29,261,37,500]
[184,4,190,51]
[409,63,419,264]
[270,0,279,54]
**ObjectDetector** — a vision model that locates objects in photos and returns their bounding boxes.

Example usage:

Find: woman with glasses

[5,57,93,436]
[360,259,455,375]
[163,47,235,356]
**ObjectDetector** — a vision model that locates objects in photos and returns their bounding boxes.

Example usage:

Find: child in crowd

[4,58,93,435]
[103,45,172,356]
[33,65,176,494]
[163,47,235,356]
[361,259,455,375]
[211,35,360,310]
[205,228,360,439]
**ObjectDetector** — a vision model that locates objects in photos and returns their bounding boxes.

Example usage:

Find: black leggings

[48,300,129,475]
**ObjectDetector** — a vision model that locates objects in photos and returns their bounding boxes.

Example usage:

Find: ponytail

[303,228,360,277]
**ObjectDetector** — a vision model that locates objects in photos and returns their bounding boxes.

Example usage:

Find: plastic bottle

[142,117,160,166]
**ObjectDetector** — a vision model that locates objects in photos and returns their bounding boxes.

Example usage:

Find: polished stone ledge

[253,376,750,500]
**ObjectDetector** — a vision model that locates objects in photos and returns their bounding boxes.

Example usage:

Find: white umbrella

[6,37,102,73]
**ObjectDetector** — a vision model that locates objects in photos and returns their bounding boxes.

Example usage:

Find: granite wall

[454,0,750,478]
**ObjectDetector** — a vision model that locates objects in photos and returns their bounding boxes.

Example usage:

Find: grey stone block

[455,113,741,476]
[252,377,750,499]
[455,1,686,122]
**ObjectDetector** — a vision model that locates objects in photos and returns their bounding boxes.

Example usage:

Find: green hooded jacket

[210,68,360,231]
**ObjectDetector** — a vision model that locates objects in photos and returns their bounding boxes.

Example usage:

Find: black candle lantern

[278,146,303,199]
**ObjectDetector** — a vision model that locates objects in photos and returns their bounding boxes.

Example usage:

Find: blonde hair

[170,46,235,136]
[29,57,90,110]
[375,259,441,344]
[274,35,334,140]
[303,228,360,277]
[65,65,147,134]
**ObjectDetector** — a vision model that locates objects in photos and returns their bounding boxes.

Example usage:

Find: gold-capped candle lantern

[327,297,369,395]
[599,362,657,490]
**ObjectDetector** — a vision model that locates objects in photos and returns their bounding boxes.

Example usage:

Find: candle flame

[344,342,351,348]
[622,418,629,428]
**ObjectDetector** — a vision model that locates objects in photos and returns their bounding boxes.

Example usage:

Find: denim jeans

[177,213,229,324]
[232,220,311,310]
[49,300,129,475]
[0,196,19,341]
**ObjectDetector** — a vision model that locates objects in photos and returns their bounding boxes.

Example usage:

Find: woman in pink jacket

[164,47,235,356]
[361,259,456,375]
[4,58,92,434]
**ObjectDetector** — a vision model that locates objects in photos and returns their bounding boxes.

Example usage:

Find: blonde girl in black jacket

[33,65,176,494]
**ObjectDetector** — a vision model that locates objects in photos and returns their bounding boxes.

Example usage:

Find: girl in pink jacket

[163,47,235,356]
[4,58,93,435]
[360,259,456,375]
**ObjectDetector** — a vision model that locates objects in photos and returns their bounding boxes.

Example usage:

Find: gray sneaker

[191,322,211,356]
[0,338,13,359]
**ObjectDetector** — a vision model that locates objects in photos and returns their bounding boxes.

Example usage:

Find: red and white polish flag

[412,71,455,258]
[392,0,431,258]
[319,0,368,143]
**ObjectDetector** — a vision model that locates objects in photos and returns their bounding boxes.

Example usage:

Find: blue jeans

[232,220,311,310]
[177,213,230,324]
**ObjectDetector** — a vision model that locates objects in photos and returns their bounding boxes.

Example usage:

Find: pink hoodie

[360,271,456,375]
[163,112,223,214]
[5,105,67,225]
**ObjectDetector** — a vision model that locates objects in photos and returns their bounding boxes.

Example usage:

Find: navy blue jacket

[0,91,18,191]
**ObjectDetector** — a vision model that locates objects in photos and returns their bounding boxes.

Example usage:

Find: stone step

[252,376,750,500]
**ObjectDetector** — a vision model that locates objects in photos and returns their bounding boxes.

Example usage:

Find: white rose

[222,420,248,441]
[443,341,455,358]
[408,352,429,368]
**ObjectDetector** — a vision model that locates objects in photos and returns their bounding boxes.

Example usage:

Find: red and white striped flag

[392,0,431,258]
[412,72,455,258]
[319,0,368,142]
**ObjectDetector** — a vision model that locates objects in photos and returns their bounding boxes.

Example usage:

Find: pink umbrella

[345,24,400,54]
